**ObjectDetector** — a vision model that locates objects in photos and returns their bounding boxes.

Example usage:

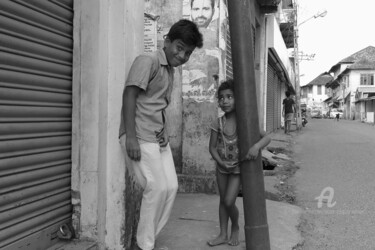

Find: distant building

[301,72,333,110]
[326,46,375,120]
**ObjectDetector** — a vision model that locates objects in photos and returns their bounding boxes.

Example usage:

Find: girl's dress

[211,115,240,174]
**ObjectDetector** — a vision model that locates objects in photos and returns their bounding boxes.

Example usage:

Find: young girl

[207,79,271,247]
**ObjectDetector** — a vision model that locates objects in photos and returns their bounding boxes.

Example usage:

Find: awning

[356,96,375,102]
[344,92,350,101]
[323,96,332,102]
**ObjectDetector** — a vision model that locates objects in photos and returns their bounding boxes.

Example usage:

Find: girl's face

[218,89,235,113]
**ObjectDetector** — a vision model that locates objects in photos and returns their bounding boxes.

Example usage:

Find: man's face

[191,0,214,28]
[164,38,196,67]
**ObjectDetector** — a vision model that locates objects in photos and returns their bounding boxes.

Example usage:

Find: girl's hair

[166,19,203,48]
[217,79,234,96]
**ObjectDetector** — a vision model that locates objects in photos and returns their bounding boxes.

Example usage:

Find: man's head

[164,19,203,67]
[285,91,291,97]
[191,0,215,28]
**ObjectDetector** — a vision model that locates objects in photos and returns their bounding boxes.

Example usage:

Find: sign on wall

[144,13,158,53]
[182,0,227,103]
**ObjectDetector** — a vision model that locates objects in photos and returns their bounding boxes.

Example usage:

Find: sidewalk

[155,130,303,250]
[48,130,302,250]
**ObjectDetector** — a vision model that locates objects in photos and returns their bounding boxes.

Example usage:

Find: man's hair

[285,91,291,97]
[218,79,234,96]
[191,0,215,9]
[166,19,203,48]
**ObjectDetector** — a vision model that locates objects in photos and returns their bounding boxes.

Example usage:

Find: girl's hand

[220,161,239,169]
[244,144,260,161]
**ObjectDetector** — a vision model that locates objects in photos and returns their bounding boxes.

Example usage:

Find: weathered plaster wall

[72,0,144,249]
[179,0,225,192]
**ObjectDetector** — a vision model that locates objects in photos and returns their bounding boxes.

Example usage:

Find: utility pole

[293,8,302,130]
[293,1,327,130]
[227,1,270,249]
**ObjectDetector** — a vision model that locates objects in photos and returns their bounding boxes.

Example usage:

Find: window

[360,74,374,85]
[317,85,322,95]
[345,76,349,87]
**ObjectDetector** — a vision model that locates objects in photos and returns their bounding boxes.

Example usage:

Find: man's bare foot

[207,235,228,247]
[228,228,239,246]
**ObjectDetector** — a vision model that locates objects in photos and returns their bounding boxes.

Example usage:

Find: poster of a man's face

[191,0,215,28]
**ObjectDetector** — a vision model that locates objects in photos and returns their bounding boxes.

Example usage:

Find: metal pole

[294,7,327,130]
[294,23,302,130]
[227,1,270,249]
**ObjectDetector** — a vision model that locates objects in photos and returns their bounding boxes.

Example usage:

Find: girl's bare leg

[208,170,229,246]
[225,174,241,246]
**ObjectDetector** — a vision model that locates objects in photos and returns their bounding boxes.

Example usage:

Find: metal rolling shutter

[266,65,275,132]
[0,1,73,249]
[277,77,282,128]
[273,75,278,130]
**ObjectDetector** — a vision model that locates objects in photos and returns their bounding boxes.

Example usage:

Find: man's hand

[155,128,169,147]
[126,136,141,161]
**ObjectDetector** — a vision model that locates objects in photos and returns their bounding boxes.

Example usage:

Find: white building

[301,72,332,110]
[326,46,375,120]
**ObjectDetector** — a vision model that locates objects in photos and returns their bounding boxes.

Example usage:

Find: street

[292,118,375,249]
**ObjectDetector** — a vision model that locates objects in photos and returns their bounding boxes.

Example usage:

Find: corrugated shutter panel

[277,78,282,128]
[266,65,274,133]
[273,76,278,130]
[0,1,73,249]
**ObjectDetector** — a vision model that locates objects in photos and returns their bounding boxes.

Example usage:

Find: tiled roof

[339,46,375,63]
[329,46,375,73]
[346,58,375,70]
[303,72,333,87]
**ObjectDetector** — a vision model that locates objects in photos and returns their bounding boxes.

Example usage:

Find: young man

[119,20,203,250]
[282,91,296,134]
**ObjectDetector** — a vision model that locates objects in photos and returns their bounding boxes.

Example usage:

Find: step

[46,240,98,250]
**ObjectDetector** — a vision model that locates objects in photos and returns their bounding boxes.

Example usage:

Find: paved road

[291,118,375,250]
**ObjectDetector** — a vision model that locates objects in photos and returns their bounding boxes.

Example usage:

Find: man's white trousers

[120,135,178,250]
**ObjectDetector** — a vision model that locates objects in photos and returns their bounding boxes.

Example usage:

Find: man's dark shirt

[283,98,295,114]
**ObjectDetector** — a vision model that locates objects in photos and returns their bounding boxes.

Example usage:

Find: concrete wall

[72,0,144,249]
[348,71,362,119]
[179,0,223,192]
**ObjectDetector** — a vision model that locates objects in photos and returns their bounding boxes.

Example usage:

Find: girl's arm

[244,129,271,161]
[209,130,224,165]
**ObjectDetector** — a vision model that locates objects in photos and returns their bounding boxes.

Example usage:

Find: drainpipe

[227,1,271,249]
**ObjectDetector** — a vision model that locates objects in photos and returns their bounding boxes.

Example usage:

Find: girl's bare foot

[228,228,239,246]
[207,235,228,246]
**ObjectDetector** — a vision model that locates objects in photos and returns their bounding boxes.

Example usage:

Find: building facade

[301,72,332,110]
[326,46,375,120]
